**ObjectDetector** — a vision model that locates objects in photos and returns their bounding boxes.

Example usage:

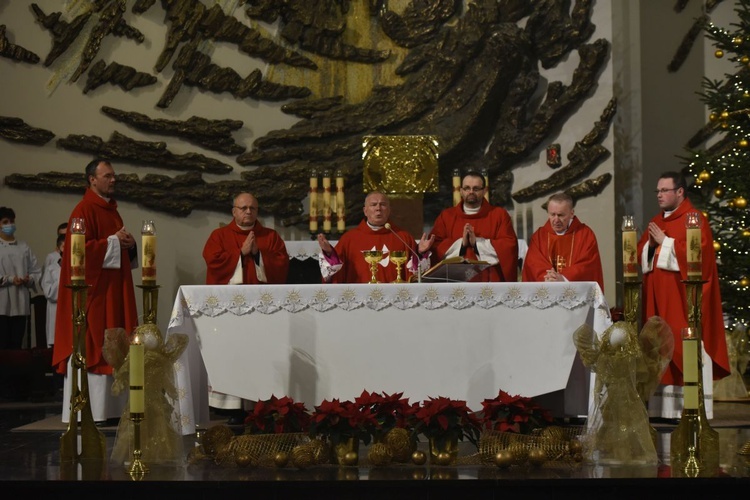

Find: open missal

[415,256,491,283]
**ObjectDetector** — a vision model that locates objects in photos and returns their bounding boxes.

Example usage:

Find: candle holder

[621,276,642,326]
[670,279,719,476]
[128,413,148,479]
[59,281,106,463]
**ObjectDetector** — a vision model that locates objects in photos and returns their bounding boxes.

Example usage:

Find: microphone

[384,222,423,283]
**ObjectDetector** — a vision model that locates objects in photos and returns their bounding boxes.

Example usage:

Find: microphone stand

[384,223,422,283]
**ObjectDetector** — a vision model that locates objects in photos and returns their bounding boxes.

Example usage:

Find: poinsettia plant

[354,390,416,439]
[480,390,553,434]
[243,395,311,434]
[412,396,482,446]
[310,398,379,445]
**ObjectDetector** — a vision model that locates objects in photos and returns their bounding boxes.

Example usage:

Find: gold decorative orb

[721,121,730,129]
[728,200,736,208]
[741,277,750,287]
[745,91,750,99]
[721,110,730,119]
[384,427,415,462]
[341,451,359,466]
[274,451,289,468]
[494,450,514,468]
[367,443,393,467]
[715,49,724,58]
[411,450,427,466]
[714,187,724,198]
[308,439,330,464]
[744,229,750,237]
[235,452,254,467]
[709,112,718,121]
[528,447,547,467]
[713,241,721,252]
[698,170,711,181]
[735,196,747,208]
[743,56,750,64]
[702,210,709,219]
[435,452,453,466]
[291,445,315,469]
[733,36,744,45]
[694,178,703,186]
[568,438,583,455]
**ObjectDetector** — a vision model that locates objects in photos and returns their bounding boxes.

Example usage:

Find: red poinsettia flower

[354,390,416,436]
[413,396,482,445]
[480,390,553,434]
[244,395,311,434]
[310,398,379,445]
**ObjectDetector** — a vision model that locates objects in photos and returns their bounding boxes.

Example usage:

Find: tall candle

[681,327,699,410]
[336,171,346,232]
[322,172,332,233]
[452,169,461,206]
[141,220,156,283]
[686,212,702,279]
[622,215,637,278]
[309,172,318,233]
[70,217,86,282]
[482,170,490,201]
[130,334,145,414]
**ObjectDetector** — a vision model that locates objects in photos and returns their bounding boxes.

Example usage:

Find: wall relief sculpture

[4,0,613,227]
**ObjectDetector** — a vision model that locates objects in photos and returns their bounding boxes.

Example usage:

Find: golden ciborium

[362,250,383,284]
[390,250,408,283]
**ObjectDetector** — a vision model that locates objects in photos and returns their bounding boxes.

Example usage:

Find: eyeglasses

[461,187,485,193]
[233,206,258,212]
[654,188,678,194]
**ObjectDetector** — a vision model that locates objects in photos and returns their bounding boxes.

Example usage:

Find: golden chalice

[390,250,408,283]
[362,250,384,284]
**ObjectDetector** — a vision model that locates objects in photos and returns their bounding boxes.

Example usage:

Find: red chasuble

[521,217,604,291]
[637,199,730,385]
[328,219,418,284]
[52,189,139,376]
[203,219,289,285]
[431,200,518,282]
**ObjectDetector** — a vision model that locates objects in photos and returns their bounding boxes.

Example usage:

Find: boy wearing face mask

[0,206,42,350]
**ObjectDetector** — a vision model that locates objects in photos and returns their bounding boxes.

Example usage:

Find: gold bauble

[733,36,744,45]
[435,452,453,466]
[721,110,730,119]
[740,139,749,148]
[308,439,330,464]
[411,450,427,465]
[713,241,721,252]
[274,451,289,468]
[728,200,736,208]
[494,450,514,468]
[702,211,709,219]
[528,447,547,467]
[201,425,234,456]
[735,196,747,208]
[367,443,393,467]
[714,187,724,198]
[745,91,750,99]
[743,56,750,64]
[698,170,711,181]
[235,452,254,467]
[715,49,724,58]
[740,277,750,287]
[568,438,583,455]
[291,444,315,469]
[340,451,359,466]
[743,229,750,237]
[721,121,730,129]
[384,427,415,462]
[709,112,718,121]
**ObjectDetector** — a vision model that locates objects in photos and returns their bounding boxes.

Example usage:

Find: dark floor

[1,388,750,497]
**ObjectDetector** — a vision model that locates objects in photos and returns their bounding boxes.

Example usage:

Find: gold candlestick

[128,414,148,478]
[59,281,106,463]
[670,279,719,476]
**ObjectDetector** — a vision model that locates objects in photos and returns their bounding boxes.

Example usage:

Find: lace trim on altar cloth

[169,283,607,324]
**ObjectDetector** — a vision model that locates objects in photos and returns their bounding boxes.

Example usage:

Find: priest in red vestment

[203,193,289,285]
[52,159,138,424]
[430,171,518,282]
[317,192,434,283]
[202,192,289,423]
[521,193,604,291]
[638,171,730,419]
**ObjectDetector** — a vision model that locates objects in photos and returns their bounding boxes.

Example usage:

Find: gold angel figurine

[103,324,189,465]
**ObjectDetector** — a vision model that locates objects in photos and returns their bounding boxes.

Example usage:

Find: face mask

[1,224,16,236]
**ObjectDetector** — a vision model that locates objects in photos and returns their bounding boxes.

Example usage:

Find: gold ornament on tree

[735,196,747,208]
[698,170,711,181]
[740,277,750,287]
[713,241,721,252]
[715,49,724,58]
[740,139,749,147]
[714,187,724,198]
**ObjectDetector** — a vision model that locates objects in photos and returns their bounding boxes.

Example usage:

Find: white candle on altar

[70,218,85,282]
[686,212,702,280]
[622,215,637,278]
[336,172,345,232]
[309,172,318,233]
[452,169,461,206]
[141,220,156,283]
[130,334,145,414]
[322,172,332,233]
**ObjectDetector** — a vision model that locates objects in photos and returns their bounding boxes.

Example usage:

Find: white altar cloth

[167,282,611,434]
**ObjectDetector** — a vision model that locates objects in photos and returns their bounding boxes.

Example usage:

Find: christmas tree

[682,0,750,330]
